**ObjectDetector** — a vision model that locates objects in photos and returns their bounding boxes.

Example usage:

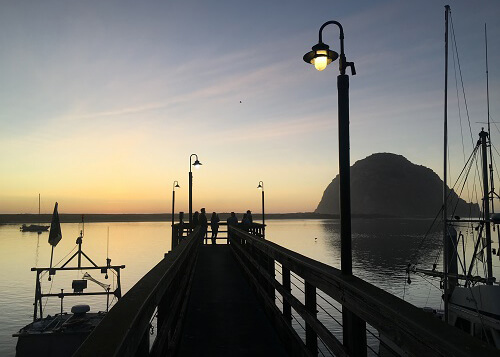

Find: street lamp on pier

[171,180,180,228]
[304,20,363,355]
[189,154,202,224]
[257,181,265,228]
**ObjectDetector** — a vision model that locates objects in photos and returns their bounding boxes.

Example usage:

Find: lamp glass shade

[193,160,202,168]
[313,50,331,71]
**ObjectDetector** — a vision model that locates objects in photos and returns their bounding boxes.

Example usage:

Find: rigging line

[415,272,443,291]
[40,245,79,279]
[42,275,55,313]
[489,143,500,184]
[450,12,475,148]
[450,13,467,163]
[451,11,484,212]
[450,148,479,218]
[412,146,479,267]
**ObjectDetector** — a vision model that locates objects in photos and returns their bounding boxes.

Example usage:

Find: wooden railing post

[343,307,367,357]
[282,266,292,325]
[305,281,318,356]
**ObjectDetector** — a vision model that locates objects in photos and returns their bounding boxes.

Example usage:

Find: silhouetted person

[210,212,220,244]
[246,210,253,224]
[227,212,238,226]
[199,208,208,238]
[242,213,251,231]
[192,211,199,227]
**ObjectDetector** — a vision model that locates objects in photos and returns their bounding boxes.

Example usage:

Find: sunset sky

[1,1,499,214]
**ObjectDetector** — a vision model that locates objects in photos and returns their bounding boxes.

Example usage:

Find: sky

[1,1,499,214]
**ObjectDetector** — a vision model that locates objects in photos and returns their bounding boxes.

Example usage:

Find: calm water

[1,218,496,356]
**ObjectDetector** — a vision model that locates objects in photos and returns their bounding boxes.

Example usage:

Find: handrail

[74,227,203,357]
[229,226,498,357]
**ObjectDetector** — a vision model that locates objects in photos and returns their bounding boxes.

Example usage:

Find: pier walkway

[177,244,287,356]
[75,223,499,357]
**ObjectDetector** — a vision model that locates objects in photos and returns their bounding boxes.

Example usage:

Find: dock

[73,223,498,357]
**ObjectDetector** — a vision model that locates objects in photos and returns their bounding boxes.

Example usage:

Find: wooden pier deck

[177,244,288,356]
[75,224,499,357]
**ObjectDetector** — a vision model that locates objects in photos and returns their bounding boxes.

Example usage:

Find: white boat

[409,5,500,350]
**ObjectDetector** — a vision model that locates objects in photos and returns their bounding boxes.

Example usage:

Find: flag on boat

[48,202,62,247]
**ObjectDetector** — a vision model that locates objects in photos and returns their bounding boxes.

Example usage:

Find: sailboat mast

[443,4,450,323]
[484,24,494,283]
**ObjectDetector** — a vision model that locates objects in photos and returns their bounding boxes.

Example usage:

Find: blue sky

[1,1,499,213]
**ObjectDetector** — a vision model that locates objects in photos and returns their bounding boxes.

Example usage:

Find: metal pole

[480,130,493,284]
[172,189,175,228]
[443,4,450,323]
[189,171,193,224]
[338,73,352,276]
[262,190,265,227]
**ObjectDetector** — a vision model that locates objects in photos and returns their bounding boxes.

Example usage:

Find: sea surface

[1,218,498,356]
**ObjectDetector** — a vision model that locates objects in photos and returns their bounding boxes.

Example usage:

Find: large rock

[315,153,480,217]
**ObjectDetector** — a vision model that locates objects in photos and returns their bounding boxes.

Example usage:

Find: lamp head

[257,181,263,190]
[193,159,202,168]
[175,183,180,188]
[257,184,262,190]
[303,42,338,71]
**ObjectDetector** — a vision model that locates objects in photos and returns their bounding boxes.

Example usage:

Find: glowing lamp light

[193,159,202,168]
[303,42,338,71]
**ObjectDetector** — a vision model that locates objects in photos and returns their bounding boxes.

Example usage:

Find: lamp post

[188,154,202,224]
[257,181,265,229]
[304,21,365,356]
[171,180,180,228]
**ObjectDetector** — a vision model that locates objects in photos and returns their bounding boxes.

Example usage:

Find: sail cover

[48,202,62,246]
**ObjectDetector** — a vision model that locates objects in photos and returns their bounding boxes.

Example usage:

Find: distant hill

[315,153,480,218]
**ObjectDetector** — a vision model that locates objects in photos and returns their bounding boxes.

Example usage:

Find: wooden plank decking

[177,244,288,357]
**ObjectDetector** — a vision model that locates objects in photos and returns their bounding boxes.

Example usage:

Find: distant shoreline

[0,212,398,224]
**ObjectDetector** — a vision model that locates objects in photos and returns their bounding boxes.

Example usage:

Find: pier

[74,223,497,357]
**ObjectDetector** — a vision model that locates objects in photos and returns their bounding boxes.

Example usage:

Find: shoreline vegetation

[0,212,402,224]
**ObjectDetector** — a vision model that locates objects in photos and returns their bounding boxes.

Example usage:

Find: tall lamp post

[171,180,180,229]
[188,154,202,224]
[257,181,265,230]
[304,21,365,356]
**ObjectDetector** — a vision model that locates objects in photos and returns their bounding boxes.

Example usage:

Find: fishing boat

[13,203,125,357]
[20,194,49,232]
[407,5,500,349]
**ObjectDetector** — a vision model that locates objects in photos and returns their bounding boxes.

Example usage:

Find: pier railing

[74,227,203,357]
[228,226,497,357]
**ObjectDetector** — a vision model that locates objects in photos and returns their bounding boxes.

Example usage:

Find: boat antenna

[442,4,450,323]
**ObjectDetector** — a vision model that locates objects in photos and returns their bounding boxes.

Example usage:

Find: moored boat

[13,203,125,357]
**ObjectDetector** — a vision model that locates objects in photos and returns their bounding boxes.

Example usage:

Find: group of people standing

[192,209,254,244]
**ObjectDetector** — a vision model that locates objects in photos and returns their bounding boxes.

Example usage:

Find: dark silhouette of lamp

[189,154,202,224]
[257,181,265,230]
[172,180,180,245]
[304,20,362,356]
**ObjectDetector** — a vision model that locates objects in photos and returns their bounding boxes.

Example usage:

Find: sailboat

[409,5,500,349]
[13,203,125,357]
[20,194,49,232]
